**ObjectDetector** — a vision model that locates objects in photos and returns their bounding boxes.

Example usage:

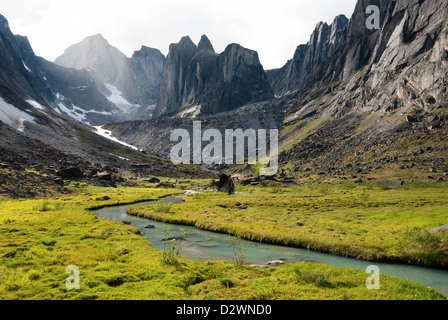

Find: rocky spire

[266,14,349,97]
[0,14,9,31]
[198,35,215,53]
[155,35,273,117]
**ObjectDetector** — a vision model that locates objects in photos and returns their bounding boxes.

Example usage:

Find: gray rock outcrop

[154,35,274,117]
[267,15,348,97]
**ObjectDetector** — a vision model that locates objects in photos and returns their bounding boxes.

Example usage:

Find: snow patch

[87,110,113,115]
[109,153,130,161]
[57,102,89,124]
[26,99,45,110]
[104,84,139,113]
[0,97,36,131]
[94,125,141,151]
[105,84,131,105]
[54,93,113,125]
[22,61,31,72]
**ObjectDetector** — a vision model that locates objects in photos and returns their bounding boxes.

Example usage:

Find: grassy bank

[0,185,445,300]
[129,183,448,268]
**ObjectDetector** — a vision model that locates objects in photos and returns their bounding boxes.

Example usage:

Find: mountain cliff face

[276,0,448,180]
[0,14,50,106]
[156,36,199,117]
[291,0,448,116]
[55,34,165,120]
[267,14,349,97]
[128,46,166,109]
[55,34,129,85]
[154,35,273,117]
[109,0,448,183]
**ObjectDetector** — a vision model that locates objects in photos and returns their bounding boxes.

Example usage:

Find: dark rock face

[267,15,348,97]
[198,35,215,53]
[154,35,273,117]
[216,174,235,195]
[0,16,49,109]
[156,36,199,116]
[128,46,166,108]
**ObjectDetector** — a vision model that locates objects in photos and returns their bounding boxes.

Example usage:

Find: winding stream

[92,192,448,297]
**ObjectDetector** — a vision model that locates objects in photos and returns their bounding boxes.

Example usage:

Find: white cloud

[2,0,358,69]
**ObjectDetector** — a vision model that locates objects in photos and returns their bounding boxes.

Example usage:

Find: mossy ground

[0,184,445,300]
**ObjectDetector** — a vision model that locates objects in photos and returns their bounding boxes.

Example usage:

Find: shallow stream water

[92,192,448,297]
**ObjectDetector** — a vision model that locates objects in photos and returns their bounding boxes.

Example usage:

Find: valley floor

[131,183,448,268]
[0,183,446,300]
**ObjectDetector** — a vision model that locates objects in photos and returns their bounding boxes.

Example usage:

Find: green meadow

[130,183,448,268]
[0,183,446,300]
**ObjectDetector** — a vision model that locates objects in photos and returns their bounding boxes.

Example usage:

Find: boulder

[429,224,448,234]
[54,178,65,186]
[114,176,126,183]
[96,172,112,181]
[250,260,285,268]
[162,236,184,241]
[156,182,175,188]
[94,179,117,188]
[146,177,161,184]
[56,167,84,179]
[1,250,17,258]
[406,115,419,123]
[265,260,285,267]
[387,180,404,188]
[88,169,98,178]
[249,264,270,268]
[216,174,235,195]
[118,249,129,256]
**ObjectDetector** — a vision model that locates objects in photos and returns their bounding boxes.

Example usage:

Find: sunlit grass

[0,184,445,300]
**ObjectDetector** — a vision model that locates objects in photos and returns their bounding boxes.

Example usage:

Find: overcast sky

[2,0,358,70]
